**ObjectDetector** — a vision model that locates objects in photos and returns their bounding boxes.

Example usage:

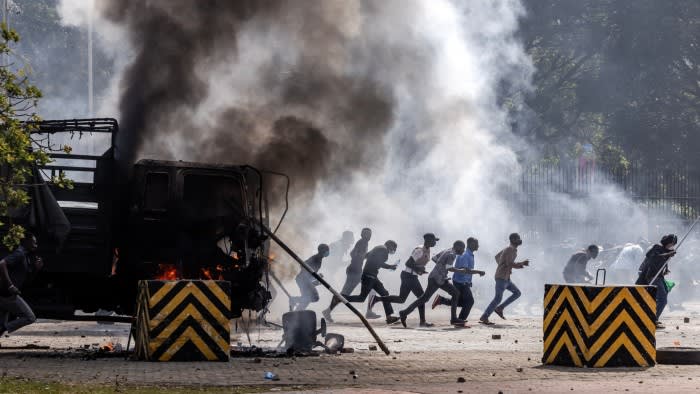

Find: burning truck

[11,118,279,320]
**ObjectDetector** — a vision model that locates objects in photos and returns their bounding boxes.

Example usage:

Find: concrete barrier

[542,284,656,367]
[134,280,231,361]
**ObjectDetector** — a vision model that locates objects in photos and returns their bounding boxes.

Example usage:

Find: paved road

[0,307,699,393]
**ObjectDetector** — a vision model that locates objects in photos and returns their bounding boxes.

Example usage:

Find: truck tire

[656,347,700,365]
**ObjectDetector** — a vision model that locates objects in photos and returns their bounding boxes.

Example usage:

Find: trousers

[0,295,37,333]
[440,281,474,320]
[291,275,319,311]
[481,279,521,320]
[402,278,460,321]
[377,271,426,321]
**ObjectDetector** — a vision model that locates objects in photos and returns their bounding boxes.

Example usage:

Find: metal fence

[514,162,700,242]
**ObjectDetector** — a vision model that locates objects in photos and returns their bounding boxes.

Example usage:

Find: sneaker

[479,319,495,326]
[431,295,443,310]
[386,316,400,325]
[451,318,466,326]
[494,307,506,320]
[419,321,434,328]
[655,321,666,330]
[365,310,381,319]
[322,309,334,324]
[399,311,408,328]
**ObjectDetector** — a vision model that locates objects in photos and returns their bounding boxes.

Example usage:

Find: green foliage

[0,22,69,249]
[520,0,699,169]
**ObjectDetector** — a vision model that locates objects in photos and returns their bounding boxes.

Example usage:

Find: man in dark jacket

[0,234,43,336]
[324,240,401,324]
[562,245,600,283]
[636,234,677,328]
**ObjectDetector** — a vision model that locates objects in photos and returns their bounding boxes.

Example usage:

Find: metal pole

[648,216,700,285]
[88,0,94,117]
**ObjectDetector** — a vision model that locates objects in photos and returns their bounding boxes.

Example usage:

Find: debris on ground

[230,346,320,358]
[264,371,280,381]
[457,377,466,383]
[368,345,377,351]
[341,347,354,353]
[492,334,501,340]
[0,344,50,350]
[516,367,523,372]
[684,317,690,323]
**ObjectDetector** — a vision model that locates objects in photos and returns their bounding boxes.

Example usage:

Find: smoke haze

[51,0,691,315]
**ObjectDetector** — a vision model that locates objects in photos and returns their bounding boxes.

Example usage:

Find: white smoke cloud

[51,0,686,318]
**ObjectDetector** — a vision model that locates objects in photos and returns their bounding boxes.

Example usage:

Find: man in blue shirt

[432,237,484,322]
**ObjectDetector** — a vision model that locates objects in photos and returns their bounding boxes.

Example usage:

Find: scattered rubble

[230,346,320,358]
[0,344,50,350]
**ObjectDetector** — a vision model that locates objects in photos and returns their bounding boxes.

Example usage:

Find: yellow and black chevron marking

[542,284,657,367]
[135,280,231,361]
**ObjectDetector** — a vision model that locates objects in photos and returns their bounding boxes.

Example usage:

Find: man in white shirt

[609,243,645,284]
[399,240,467,327]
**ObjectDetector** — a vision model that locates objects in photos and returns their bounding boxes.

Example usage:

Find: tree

[0,22,69,248]
[519,0,699,170]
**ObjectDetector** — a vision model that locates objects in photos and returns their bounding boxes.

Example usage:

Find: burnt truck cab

[120,159,272,316]
[20,119,272,319]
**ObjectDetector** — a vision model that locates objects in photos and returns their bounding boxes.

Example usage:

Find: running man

[369,233,438,326]
[324,240,401,324]
[432,237,485,322]
[290,244,329,311]
[479,233,529,325]
[399,240,466,327]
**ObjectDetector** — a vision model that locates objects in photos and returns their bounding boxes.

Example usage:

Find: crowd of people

[291,229,687,329]
[291,229,531,328]
[0,229,689,335]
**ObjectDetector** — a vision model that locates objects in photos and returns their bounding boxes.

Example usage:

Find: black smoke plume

[99,0,395,194]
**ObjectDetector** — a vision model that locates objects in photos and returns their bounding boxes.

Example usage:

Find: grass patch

[0,377,297,394]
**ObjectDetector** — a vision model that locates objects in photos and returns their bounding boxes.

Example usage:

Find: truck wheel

[657,347,700,365]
